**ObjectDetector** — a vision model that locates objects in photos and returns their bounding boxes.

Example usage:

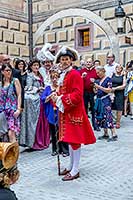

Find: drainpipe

[28,0,33,60]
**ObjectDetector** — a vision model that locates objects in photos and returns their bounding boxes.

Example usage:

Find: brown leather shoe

[59,168,70,176]
[62,172,80,181]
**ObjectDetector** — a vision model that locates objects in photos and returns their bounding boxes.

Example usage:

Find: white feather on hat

[55,46,79,64]
[37,43,55,62]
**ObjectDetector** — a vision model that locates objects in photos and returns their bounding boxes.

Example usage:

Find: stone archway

[33,8,119,62]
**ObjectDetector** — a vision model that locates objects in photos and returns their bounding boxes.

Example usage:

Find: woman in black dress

[15,59,27,109]
[111,64,126,128]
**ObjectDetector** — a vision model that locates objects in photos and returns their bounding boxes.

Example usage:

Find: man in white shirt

[104,53,118,77]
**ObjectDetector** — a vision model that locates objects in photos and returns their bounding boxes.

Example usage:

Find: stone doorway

[33,8,119,62]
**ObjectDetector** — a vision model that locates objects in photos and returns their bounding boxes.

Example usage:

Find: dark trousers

[49,123,69,154]
[83,91,96,129]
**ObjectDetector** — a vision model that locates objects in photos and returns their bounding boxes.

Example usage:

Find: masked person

[0,142,19,200]
[51,46,96,181]
[37,43,55,86]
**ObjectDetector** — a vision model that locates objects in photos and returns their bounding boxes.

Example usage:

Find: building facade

[0,0,132,65]
[0,0,28,58]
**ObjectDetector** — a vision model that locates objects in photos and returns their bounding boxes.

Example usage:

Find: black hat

[55,46,79,64]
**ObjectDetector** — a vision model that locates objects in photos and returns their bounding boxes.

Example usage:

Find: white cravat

[58,66,72,86]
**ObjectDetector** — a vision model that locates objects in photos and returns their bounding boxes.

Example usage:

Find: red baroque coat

[59,69,96,145]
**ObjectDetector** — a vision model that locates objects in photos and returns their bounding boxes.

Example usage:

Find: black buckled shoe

[62,172,80,181]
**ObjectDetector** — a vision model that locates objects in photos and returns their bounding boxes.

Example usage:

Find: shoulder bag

[0,84,10,136]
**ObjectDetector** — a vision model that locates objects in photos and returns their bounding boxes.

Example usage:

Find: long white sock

[70,147,81,176]
[67,145,73,171]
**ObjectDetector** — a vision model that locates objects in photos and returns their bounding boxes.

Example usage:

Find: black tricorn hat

[55,46,79,64]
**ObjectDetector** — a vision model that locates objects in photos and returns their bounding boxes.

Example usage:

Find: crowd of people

[80,54,133,137]
[0,43,133,185]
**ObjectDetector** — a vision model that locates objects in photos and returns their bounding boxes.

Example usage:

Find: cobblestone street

[13,116,133,200]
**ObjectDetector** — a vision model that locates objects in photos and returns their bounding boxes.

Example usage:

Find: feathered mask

[37,43,55,62]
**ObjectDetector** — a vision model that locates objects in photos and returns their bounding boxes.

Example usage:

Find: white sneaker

[131,115,133,120]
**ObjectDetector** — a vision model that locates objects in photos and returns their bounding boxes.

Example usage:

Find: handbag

[0,84,10,136]
[0,111,8,134]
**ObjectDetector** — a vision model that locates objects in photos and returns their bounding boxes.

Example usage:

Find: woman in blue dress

[41,70,69,156]
[94,66,118,142]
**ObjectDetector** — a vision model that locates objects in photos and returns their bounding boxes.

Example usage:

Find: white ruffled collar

[58,66,72,86]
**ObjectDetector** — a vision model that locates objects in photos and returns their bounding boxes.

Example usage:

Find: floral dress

[95,77,114,129]
[0,79,20,134]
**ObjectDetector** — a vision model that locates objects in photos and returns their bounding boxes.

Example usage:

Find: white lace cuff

[56,95,64,113]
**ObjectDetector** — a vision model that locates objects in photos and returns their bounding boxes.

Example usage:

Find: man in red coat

[51,46,96,181]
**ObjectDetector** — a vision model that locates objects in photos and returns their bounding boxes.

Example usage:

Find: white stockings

[67,145,81,176]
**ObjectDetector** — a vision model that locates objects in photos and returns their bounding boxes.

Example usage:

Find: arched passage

[33,8,119,61]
